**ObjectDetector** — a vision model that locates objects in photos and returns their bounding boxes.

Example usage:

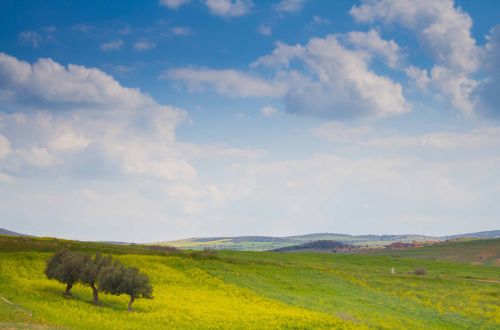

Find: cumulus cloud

[159,0,190,9]
[0,52,149,111]
[254,35,410,118]
[351,0,480,114]
[164,67,286,97]
[475,25,500,118]
[167,31,409,119]
[203,0,253,17]
[274,0,307,13]
[100,39,124,52]
[0,53,271,226]
[0,135,11,159]
[0,53,191,181]
[346,29,402,69]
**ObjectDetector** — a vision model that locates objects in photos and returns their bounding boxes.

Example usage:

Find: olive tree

[98,262,153,311]
[45,250,89,296]
[80,253,113,305]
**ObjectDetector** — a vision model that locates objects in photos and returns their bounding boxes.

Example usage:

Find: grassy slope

[358,238,500,266]
[0,236,499,329]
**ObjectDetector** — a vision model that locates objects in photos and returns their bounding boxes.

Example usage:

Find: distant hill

[446,230,500,240]
[156,230,500,251]
[272,240,352,252]
[0,228,28,237]
[357,238,500,266]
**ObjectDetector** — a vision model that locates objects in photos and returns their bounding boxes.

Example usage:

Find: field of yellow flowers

[0,236,498,329]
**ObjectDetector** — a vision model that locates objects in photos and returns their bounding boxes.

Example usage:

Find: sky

[0,0,499,242]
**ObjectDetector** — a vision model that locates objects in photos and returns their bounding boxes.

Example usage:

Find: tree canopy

[80,253,113,304]
[45,250,89,296]
[98,262,153,311]
[45,250,153,310]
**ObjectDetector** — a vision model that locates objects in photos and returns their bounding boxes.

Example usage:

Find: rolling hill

[0,228,28,237]
[0,235,499,329]
[357,238,500,266]
[155,230,500,251]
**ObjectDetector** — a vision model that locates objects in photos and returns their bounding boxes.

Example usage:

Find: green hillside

[156,233,443,251]
[0,235,499,329]
[357,238,500,266]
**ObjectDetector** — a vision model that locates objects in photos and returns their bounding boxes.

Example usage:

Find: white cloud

[16,146,56,167]
[254,35,410,118]
[164,67,286,97]
[346,29,402,69]
[0,135,11,159]
[258,25,272,36]
[260,105,278,117]
[0,53,191,182]
[0,53,272,227]
[178,143,263,159]
[171,27,192,36]
[168,32,410,119]
[203,0,253,17]
[0,52,149,110]
[49,129,90,152]
[314,121,500,150]
[312,122,371,144]
[405,66,430,90]
[159,0,190,9]
[251,42,304,68]
[241,152,492,220]
[18,31,43,48]
[0,172,14,183]
[475,25,500,117]
[311,15,331,25]
[351,0,480,114]
[134,40,156,51]
[100,39,124,52]
[274,0,307,13]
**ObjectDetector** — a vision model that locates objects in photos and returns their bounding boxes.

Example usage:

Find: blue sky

[0,0,499,242]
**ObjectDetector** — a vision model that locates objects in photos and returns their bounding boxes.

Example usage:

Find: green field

[156,233,444,251]
[359,238,500,266]
[0,236,499,329]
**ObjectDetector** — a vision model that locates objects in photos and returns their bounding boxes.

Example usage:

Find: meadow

[0,236,499,329]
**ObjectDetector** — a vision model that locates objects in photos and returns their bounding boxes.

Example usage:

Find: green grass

[358,238,500,266]
[0,236,499,329]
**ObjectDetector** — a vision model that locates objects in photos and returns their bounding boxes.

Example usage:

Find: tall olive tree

[98,262,153,311]
[80,253,113,305]
[45,250,89,296]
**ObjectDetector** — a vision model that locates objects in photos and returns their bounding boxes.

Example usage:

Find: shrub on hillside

[413,267,427,275]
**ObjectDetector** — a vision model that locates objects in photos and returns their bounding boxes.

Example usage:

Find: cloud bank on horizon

[0,0,499,242]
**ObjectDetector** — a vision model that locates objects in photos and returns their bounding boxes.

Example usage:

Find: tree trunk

[90,282,99,305]
[128,296,135,312]
[64,282,73,296]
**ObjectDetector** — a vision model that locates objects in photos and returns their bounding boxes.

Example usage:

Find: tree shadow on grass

[39,285,142,313]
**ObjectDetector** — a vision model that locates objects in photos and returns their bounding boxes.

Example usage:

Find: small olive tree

[98,262,153,311]
[80,253,113,305]
[45,250,89,296]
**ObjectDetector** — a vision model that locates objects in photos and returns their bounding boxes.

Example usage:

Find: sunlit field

[0,236,499,329]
